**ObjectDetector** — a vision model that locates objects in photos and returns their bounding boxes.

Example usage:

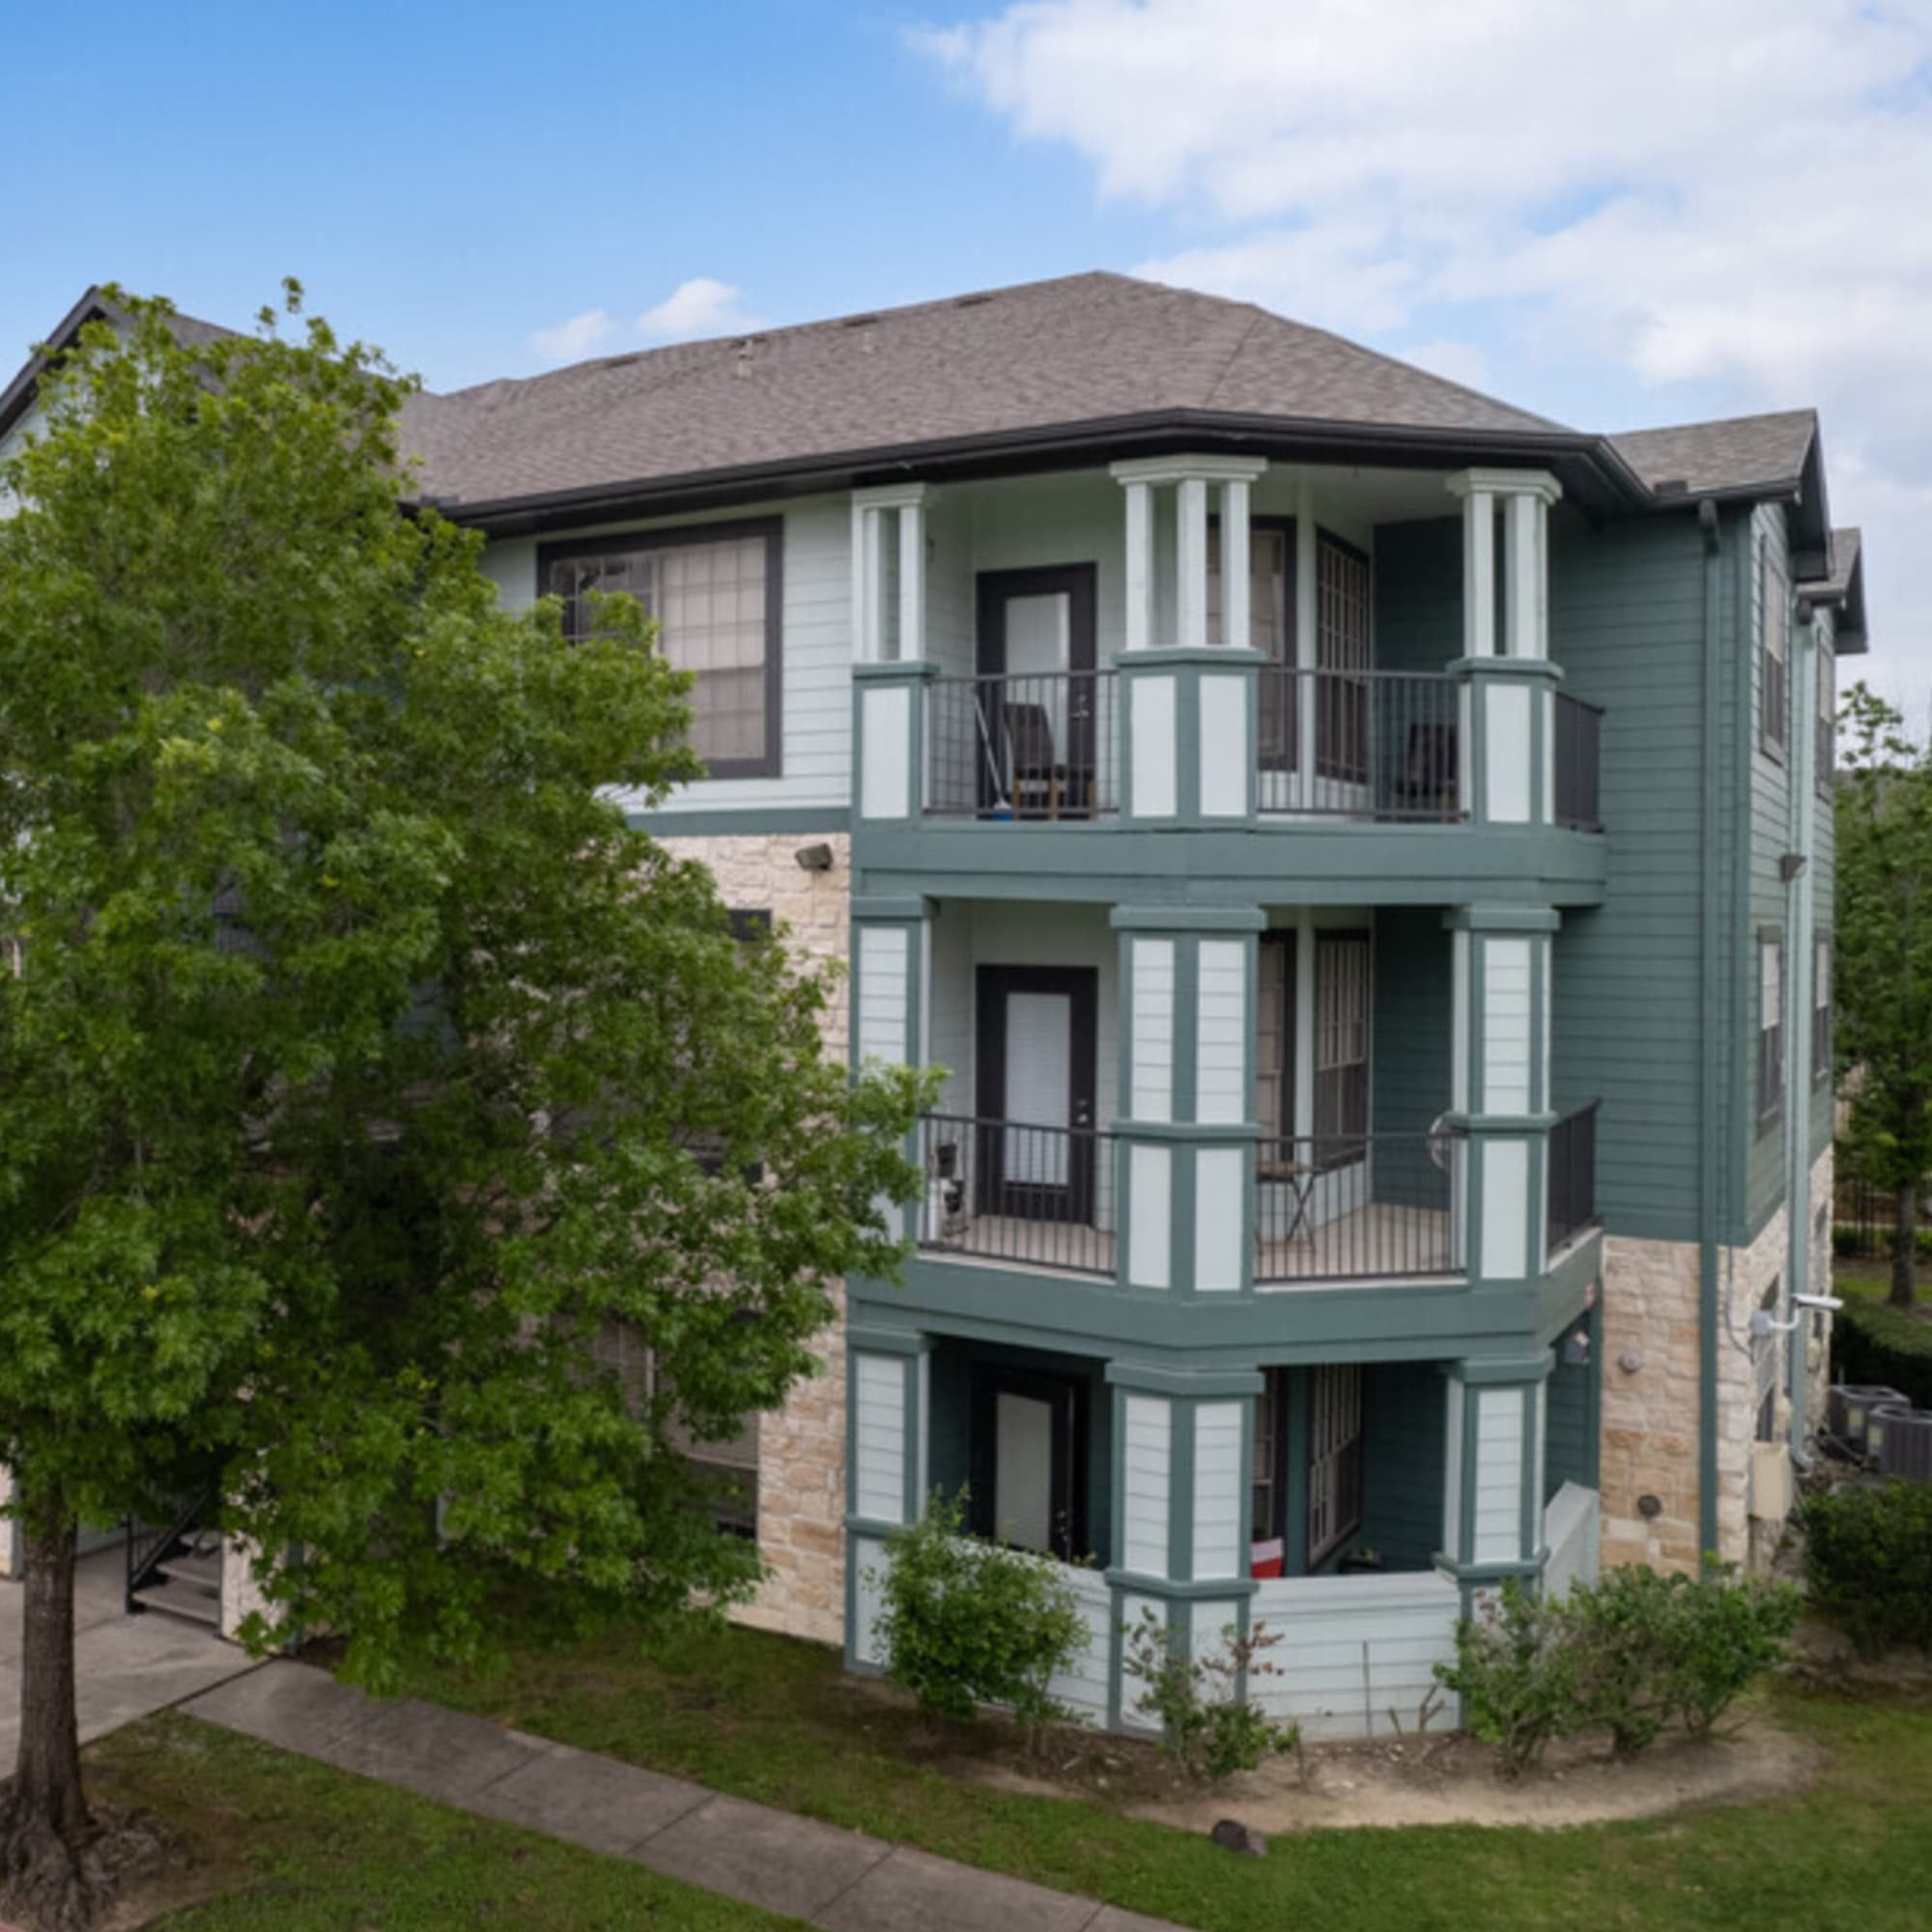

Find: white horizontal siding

[1194,939,1247,1124]
[1250,1571,1462,1740]
[1129,938,1175,1122]
[1472,1386,1525,1564]
[480,494,854,814]
[856,924,910,1066]
[1481,936,1533,1114]
[1044,1564,1114,1726]
[852,1353,907,1525]
[1191,1402,1245,1581]
[1121,1395,1173,1578]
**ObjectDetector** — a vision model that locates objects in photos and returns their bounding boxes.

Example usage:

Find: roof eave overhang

[418,408,1653,539]
[0,286,113,445]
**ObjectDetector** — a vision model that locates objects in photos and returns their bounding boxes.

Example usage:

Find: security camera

[1794,1292,1843,1312]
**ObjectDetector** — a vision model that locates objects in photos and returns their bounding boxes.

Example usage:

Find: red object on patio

[1249,1537,1284,1579]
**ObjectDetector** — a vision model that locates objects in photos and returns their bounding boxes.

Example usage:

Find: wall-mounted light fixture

[793,842,836,872]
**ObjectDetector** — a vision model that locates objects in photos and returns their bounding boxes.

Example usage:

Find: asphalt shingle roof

[397,271,1570,509]
[1803,526,1861,600]
[1608,410,1817,497]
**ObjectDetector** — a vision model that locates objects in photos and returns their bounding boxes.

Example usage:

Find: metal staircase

[127,1490,222,1628]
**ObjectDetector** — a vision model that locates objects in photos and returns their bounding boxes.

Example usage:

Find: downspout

[1697,498,1723,1562]
[1786,600,1818,1468]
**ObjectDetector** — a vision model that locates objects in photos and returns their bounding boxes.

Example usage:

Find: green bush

[1435,1579,1577,1776]
[1120,1607,1300,1781]
[1833,1293,1932,1410]
[1438,1566,1801,1773]
[1800,1481,1932,1658]
[870,1491,1087,1735]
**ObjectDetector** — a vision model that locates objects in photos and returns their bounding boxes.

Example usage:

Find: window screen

[1759,931,1784,1125]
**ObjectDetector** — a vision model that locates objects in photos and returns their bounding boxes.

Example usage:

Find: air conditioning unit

[1750,1441,1795,1520]
[1868,1405,1932,1483]
[1829,1383,1908,1456]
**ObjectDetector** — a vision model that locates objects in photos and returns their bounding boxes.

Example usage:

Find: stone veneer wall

[658,831,852,1644]
[1598,1144,1833,1575]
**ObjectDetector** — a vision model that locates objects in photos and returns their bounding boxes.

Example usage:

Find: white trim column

[850,483,928,665]
[1445,469,1563,826]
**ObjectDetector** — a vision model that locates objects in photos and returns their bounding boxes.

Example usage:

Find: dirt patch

[1129,1719,1819,1833]
[842,1674,1821,1833]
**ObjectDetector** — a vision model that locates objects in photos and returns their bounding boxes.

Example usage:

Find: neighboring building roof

[397,271,1570,514]
[1608,410,1818,498]
[0,285,233,445]
[1802,526,1868,652]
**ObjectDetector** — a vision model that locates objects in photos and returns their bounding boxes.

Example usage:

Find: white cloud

[529,307,619,364]
[920,0,1932,698]
[528,279,768,368]
[637,277,765,344]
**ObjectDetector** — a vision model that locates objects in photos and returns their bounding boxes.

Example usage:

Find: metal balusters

[1546,1101,1601,1256]
[1253,668,1463,820]
[914,1112,1116,1276]
[923,669,1120,820]
[1253,1132,1458,1283]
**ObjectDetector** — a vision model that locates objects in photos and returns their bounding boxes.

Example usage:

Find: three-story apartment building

[2,275,1864,1733]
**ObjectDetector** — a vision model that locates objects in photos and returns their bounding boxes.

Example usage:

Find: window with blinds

[1758,930,1784,1127]
[1314,932,1371,1164]
[543,521,781,778]
[1306,1363,1364,1567]
[1761,553,1788,759]
[592,1318,761,1541]
[1813,934,1832,1084]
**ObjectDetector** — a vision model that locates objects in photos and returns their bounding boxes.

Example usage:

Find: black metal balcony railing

[1254,668,1463,821]
[1546,1101,1601,1256]
[1253,1131,1457,1282]
[1553,694,1604,831]
[925,670,1122,820]
[915,1111,1116,1276]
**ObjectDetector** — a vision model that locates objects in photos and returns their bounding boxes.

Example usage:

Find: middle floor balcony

[850,894,1603,1360]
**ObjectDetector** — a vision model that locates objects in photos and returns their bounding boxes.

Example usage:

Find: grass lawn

[84,1712,797,1930]
[390,1622,1932,1932]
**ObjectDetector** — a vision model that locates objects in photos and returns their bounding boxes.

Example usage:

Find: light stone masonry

[659,831,852,1645]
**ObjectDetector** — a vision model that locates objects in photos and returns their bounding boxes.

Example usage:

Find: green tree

[0,288,926,1927]
[1836,683,1932,1308]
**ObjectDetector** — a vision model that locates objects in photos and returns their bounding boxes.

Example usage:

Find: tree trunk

[1891,1181,1919,1310]
[0,1500,96,1931]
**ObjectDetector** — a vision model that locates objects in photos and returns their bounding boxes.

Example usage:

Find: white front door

[993,1390,1056,1552]
[1004,989,1072,1186]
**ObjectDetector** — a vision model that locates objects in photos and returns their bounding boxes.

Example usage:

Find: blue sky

[11,1,1927,696]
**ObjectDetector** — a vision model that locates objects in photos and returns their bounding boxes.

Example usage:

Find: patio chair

[1004,701,1068,819]
[1390,721,1459,819]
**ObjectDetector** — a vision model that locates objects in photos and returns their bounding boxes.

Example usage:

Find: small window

[1754,1279,1781,1443]
[1306,1364,1364,1568]
[1313,932,1371,1166]
[1816,643,1834,793]
[1760,551,1788,759]
[542,520,782,779]
[1813,934,1832,1085]
[1758,930,1784,1129]
[1251,1369,1284,1543]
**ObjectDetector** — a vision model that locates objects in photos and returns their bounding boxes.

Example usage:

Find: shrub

[1121,1607,1300,1780]
[1801,1481,1932,1658]
[1438,1566,1801,1773]
[870,1490,1087,1735]
[1434,1578,1577,1776]
[1833,1293,1932,1410]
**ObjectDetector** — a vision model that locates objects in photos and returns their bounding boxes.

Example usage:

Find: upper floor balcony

[847,458,1606,886]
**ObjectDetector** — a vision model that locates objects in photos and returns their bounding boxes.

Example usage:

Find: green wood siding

[1544,1344,1596,1501]
[1356,1361,1447,1571]
[1371,905,1451,1208]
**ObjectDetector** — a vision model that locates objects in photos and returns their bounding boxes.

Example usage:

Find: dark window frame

[538,516,785,781]
[1760,549,1789,763]
[968,1363,1089,1562]
[1305,1362,1365,1569]
[1757,926,1785,1134]
[1313,930,1372,1169]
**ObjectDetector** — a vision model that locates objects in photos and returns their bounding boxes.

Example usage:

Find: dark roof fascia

[0,285,111,444]
[426,408,1646,540]
[1823,550,1868,654]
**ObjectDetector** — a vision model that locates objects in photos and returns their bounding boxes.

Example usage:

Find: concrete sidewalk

[185,1661,1182,1932]
[0,1548,250,1764]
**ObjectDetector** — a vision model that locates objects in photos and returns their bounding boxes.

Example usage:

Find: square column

[1112,906,1264,1298]
[1446,905,1559,1288]
[843,1324,934,1671]
[850,483,928,665]
[1445,469,1564,826]
[1103,1361,1263,1729]
[1111,457,1267,827]
[851,895,932,1241]
[1440,1352,1554,1605]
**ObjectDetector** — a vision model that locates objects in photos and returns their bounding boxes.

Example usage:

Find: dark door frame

[975,964,1099,1223]
[969,1363,1088,1561]
[974,564,1100,818]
